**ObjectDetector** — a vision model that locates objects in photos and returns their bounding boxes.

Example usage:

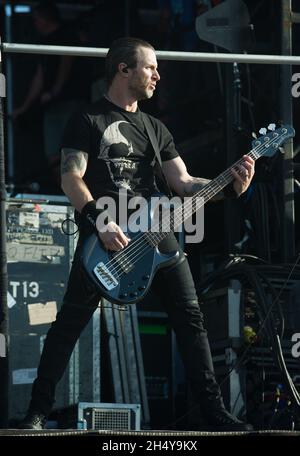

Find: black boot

[189,378,253,432]
[201,407,253,431]
[200,398,253,432]
[18,410,47,430]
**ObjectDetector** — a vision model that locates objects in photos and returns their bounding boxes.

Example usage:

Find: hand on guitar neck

[230,154,255,197]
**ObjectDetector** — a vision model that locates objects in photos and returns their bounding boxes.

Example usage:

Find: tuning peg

[259,127,267,135]
[252,132,257,139]
[268,123,276,131]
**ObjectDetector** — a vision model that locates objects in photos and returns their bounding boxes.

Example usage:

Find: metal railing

[2,42,300,65]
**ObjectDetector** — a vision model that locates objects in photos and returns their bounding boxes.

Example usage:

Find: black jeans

[29,233,221,416]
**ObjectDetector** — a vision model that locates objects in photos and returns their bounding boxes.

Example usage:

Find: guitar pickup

[113,253,134,274]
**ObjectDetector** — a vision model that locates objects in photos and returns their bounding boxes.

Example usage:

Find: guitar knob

[268,123,276,131]
[120,293,128,299]
[138,286,146,291]
[142,275,150,280]
[130,291,138,297]
[259,127,267,135]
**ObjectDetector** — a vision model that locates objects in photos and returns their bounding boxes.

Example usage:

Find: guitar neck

[143,124,294,247]
[146,149,259,246]
[193,149,258,205]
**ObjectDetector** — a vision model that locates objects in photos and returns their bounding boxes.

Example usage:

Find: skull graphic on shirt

[98,121,137,190]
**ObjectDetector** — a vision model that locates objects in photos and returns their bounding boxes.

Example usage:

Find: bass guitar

[82,124,295,305]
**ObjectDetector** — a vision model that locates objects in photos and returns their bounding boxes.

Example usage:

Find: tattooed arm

[162,155,254,199]
[61,148,130,250]
[60,148,94,212]
[161,156,221,199]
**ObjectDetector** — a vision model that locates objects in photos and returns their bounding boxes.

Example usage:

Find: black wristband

[223,182,239,199]
[81,200,113,230]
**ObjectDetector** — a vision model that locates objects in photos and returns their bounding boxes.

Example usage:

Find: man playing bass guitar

[20,37,255,431]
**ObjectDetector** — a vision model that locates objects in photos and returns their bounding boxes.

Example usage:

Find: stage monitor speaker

[47,401,141,430]
[77,402,141,431]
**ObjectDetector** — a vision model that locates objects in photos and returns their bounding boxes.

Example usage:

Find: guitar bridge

[93,262,118,290]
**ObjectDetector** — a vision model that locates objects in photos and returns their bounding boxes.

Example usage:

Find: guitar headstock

[251,124,295,159]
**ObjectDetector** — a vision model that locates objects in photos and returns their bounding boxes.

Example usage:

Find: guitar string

[105,168,240,278]
[108,159,251,278]
[138,132,285,245]
[105,131,286,278]
[100,130,288,278]
[105,147,274,280]
[104,147,263,275]
[107,141,276,275]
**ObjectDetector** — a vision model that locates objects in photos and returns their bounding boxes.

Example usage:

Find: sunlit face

[127,47,160,100]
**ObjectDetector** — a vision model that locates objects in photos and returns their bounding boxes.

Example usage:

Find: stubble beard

[132,86,153,101]
[129,77,154,101]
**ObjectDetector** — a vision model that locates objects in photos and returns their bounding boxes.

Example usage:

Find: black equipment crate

[6,199,77,422]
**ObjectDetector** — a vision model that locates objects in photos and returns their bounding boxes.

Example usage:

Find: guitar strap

[142,113,173,198]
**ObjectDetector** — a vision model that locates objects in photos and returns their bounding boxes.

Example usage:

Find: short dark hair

[105,37,155,87]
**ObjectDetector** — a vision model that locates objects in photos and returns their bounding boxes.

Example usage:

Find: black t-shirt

[62,98,179,204]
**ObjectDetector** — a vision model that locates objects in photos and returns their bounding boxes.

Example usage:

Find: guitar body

[82,193,180,305]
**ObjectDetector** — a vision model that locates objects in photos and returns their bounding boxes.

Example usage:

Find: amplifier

[77,402,141,430]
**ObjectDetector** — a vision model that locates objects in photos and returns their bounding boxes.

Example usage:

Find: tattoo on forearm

[183,178,211,196]
[61,148,88,174]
